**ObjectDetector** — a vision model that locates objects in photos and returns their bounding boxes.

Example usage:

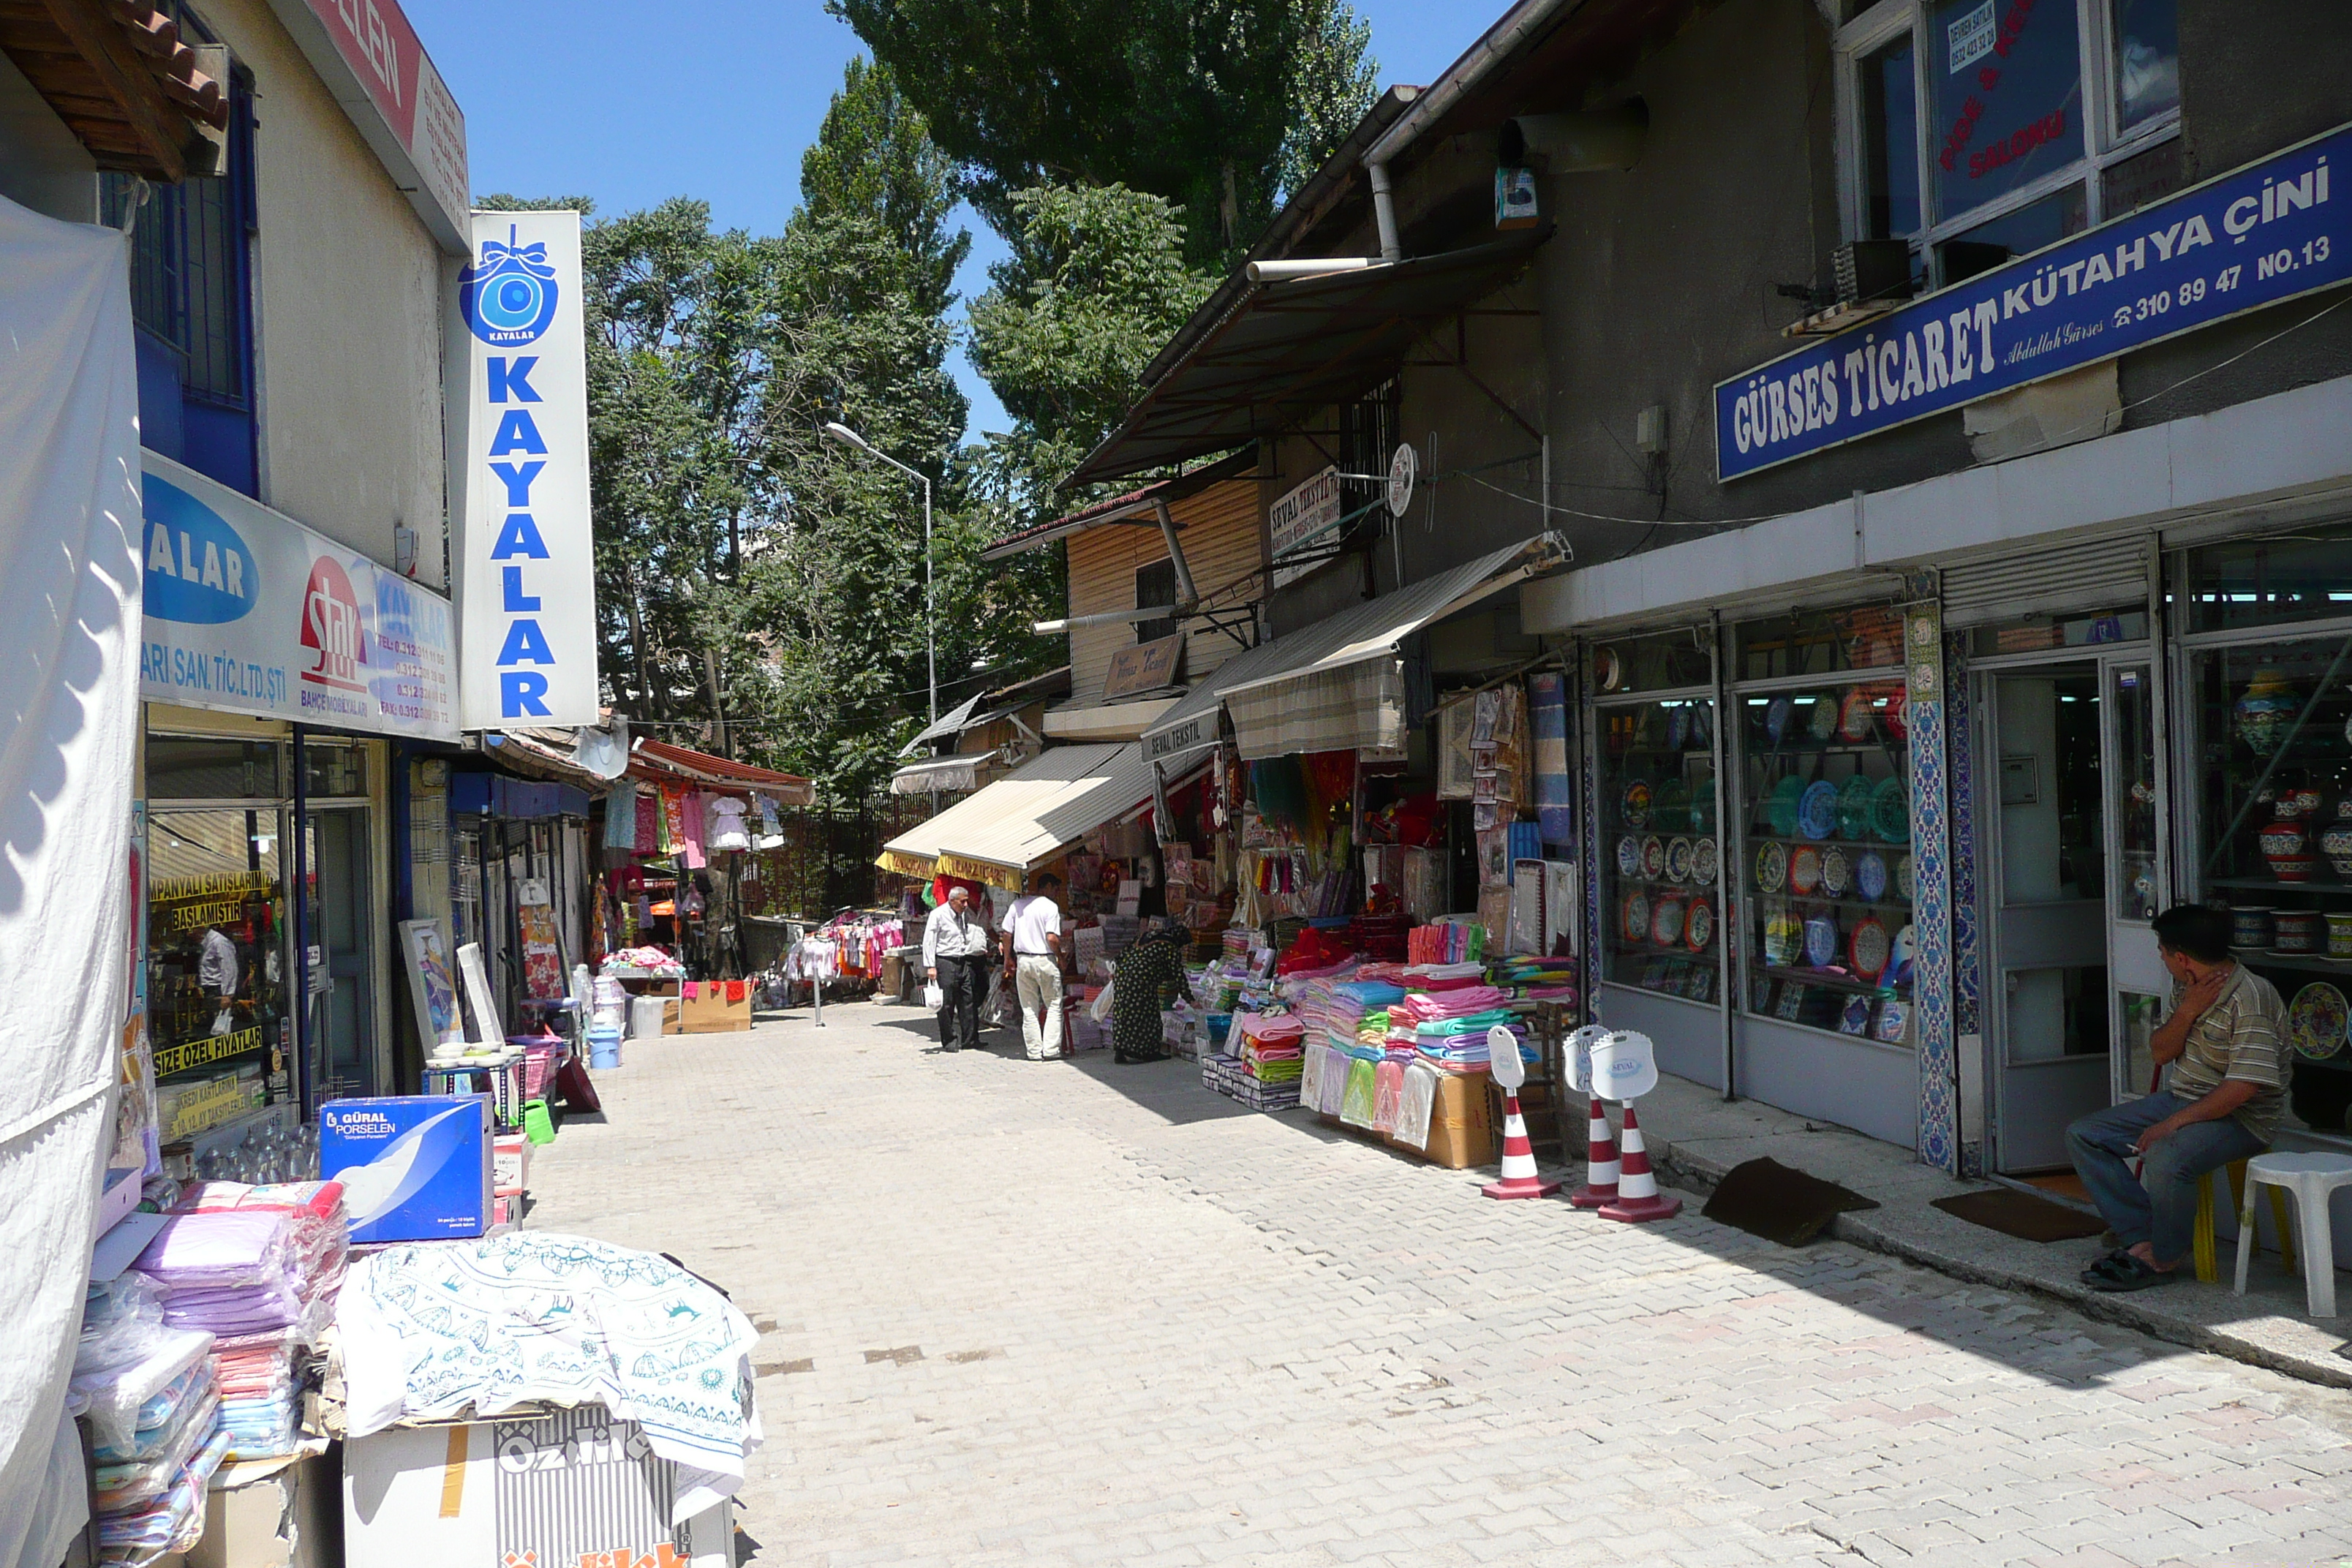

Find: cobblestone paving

[526,1011,2352,1568]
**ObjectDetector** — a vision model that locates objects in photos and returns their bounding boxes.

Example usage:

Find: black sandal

[2087,1254,2186,1292]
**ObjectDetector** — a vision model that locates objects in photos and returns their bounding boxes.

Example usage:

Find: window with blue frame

[100,2,257,497]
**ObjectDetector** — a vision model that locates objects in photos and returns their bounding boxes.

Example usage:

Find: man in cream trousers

[1004,872,1068,1060]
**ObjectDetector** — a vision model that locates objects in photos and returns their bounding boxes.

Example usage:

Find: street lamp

[821,421,935,725]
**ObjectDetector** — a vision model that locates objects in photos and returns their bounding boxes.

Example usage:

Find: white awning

[875,745,1126,878]
[930,743,1164,882]
[1041,696,1179,742]
[888,753,1000,796]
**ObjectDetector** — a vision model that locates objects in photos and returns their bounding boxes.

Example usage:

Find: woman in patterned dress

[1111,918,1188,1063]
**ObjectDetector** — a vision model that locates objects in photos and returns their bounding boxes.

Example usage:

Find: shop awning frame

[876,744,1128,880]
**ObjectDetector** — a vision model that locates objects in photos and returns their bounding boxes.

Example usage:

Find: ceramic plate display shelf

[1820,844,1853,899]
[1798,780,1840,840]
[1621,890,1650,943]
[2285,981,2350,1060]
[1685,897,1714,953]
[1790,845,1824,896]
[1803,911,1840,968]
[1641,835,1667,880]
[1836,774,1877,840]
[1855,851,1889,903]
[1837,688,1875,743]
[1765,776,1806,837]
[1872,998,1910,1043]
[1839,995,1874,1036]
[1765,696,1794,747]
[1763,905,1801,966]
[1807,696,1840,742]
[1692,837,1719,886]
[1849,916,1891,981]
[1665,837,1695,883]
[1621,779,1651,829]
[1754,840,1788,893]
[1895,854,1915,900]
[1873,775,1911,843]
[1616,834,1643,878]
[1651,896,1686,948]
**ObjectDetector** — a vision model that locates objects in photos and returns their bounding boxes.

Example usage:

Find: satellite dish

[1387,442,1418,518]
[1486,1024,1523,1090]
[1589,1030,1658,1102]
[1563,1024,1608,1093]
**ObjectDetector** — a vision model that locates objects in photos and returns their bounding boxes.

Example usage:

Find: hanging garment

[706,795,750,853]
[679,790,707,870]
[659,785,686,856]
[604,780,639,851]
[635,787,661,853]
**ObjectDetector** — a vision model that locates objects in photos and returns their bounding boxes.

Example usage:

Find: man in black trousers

[921,883,994,1052]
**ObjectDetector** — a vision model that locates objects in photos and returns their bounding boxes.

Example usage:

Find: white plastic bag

[922,981,944,1010]
[1088,979,1116,1022]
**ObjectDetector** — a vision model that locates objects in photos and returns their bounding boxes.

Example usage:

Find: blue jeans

[2064,1092,2266,1267]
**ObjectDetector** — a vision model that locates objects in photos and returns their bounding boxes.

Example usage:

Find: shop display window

[2185,521,2352,636]
[2190,636,2352,1137]
[1736,676,1915,1043]
[1588,630,1711,696]
[1964,607,2149,660]
[1599,696,1720,1002]
[1733,605,1904,682]
[146,807,291,1115]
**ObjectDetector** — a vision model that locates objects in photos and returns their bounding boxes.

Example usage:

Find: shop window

[303,742,369,799]
[1733,605,1905,682]
[1599,696,1720,1003]
[1134,559,1179,644]
[147,803,295,1145]
[2187,638,2352,1138]
[1839,0,2179,287]
[2182,521,2352,636]
[1734,675,1916,1043]
[1963,605,2146,658]
[146,738,287,801]
[1588,629,1711,696]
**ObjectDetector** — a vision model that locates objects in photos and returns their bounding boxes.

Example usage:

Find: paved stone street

[526,1010,2352,1568]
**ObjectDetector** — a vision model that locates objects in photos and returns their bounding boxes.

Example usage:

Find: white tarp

[0,195,143,1566]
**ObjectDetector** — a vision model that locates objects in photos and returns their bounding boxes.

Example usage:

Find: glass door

[2103,659,2169,1098]
[306,805,378,1101]
[1987,666,2113,1171]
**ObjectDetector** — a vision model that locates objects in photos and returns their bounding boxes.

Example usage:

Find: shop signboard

[1716,122,2351,480]
[137,453,459,741]
[1267,465,1344,587]
[448,210,600,728]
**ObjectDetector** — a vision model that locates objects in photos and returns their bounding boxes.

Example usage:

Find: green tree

[829,0,1378,267]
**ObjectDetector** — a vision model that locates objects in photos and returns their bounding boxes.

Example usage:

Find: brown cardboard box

[1406,1071,1494,1169]
[189,1453,336,1568]
[678,984,753,1033]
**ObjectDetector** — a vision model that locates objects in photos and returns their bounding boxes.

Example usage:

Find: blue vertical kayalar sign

[1716,123,2350,481]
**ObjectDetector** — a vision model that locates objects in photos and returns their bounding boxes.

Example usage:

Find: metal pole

[924,472,935,725]
[290,724,310,1113]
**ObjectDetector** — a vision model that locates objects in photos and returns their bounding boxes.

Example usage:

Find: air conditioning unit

[1833,240,1915,306]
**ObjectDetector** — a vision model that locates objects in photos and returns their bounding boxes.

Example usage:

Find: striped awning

[1228,659,1406,760]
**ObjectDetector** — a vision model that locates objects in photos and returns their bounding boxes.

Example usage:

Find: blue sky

[404,1,1489,444]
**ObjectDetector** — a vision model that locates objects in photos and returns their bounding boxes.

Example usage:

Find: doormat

[1700,1157,1880,1245]
[1931,1188,2107,1243]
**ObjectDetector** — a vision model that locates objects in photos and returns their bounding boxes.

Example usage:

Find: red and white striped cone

[1567,1098,1620,1210]
[1597,1103,1682,1222]
[1482,1091,1561,1199]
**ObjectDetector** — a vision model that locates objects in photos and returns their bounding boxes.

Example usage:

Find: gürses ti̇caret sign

[1716,123,2349,480]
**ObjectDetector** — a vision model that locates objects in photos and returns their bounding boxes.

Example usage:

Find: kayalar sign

[1716,123,2348,480]
[448,211,599,728]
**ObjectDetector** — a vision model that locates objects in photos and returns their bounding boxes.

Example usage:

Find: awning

[1140,535,1564,762]
[889,753,1000,796]
[875,744,1128,880]
[1041,696,1179,743]
[1068,229,1550,486]
[930,744,1166,883]
[899,693,987,755]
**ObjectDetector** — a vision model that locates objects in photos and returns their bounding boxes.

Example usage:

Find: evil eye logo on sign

[141,473,257,624]
[459,227,559,346]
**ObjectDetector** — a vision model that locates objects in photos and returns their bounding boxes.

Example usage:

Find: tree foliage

[829,0,1377,267]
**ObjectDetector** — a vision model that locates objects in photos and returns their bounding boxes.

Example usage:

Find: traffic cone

[1597,1103,1682,1222]
[1482,1090,1561,1199]
[1567,1098,1619,1209]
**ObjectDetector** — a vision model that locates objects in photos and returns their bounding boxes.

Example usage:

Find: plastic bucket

[587,1028,622,1070]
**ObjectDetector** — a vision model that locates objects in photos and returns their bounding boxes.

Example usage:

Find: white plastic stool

[2234,1152,2352,1319]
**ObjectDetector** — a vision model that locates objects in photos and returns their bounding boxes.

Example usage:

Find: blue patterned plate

[1798,780,1839,840]
[1874,775,1911,843]
[1803,911,1839,968]
[1855,851,1889,903]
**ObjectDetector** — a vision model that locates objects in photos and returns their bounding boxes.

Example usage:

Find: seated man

[2065,903,2288,1292]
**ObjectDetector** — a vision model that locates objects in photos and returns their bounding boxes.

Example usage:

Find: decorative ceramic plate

[1594,646,1624,691]
[1763,905,1801,965]
[1874,775,1911,842]
[1895,853,1915,901]
[2285,981,2350,1060]
[1692,837,1720,886]
[1766,775,1806,837]
[1839,995,1874,1036]
[1765,695,1793,746]
[1888,924,1917,984]
[1641,835,1667,880]
[1651,895,1686,948]
[1621,890,1650,943]
[1803,911,1840,968]
[1837,774,1877,840]
[1790,844,1824,895]
[1838,688,1875,743]
[1617,834,1643,878]
[1689,701,1714,748]
[1850,916,1891,981]
[1621,780,1651,829]
[1883,690,1910,741]
[1798,780,1840,840]
[1665,837,1695,883]
[1821,844,1853,898]
[1667,704,1692,751]
[1872,999,1910,1043]
[1808,696,1840,741]
[1856,851,1889,903]
[1755,840,1788,893]
[1685,897,1715,953]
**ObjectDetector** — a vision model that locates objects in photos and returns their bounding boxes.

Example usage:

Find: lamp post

[822,421,935,725]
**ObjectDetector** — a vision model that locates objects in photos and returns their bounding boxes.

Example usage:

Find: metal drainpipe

[1151,497,1200,608]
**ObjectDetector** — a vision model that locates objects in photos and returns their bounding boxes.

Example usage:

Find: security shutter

[1940,534,2150,627]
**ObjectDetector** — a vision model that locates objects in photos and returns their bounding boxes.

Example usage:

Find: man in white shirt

[1003,872,1068,1060]
[921,885,994,1053]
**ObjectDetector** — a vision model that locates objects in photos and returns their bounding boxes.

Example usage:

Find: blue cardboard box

[320,1094,493,1244]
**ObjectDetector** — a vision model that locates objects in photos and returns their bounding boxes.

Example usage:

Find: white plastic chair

[2234,1152,2352,1319]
